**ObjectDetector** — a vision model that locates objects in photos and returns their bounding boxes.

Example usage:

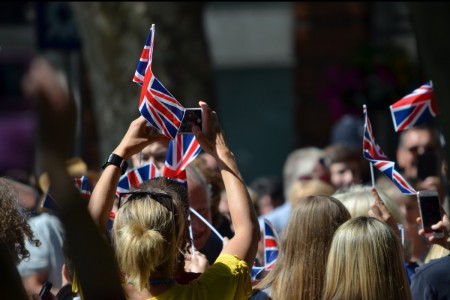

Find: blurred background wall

[0,2,439,185]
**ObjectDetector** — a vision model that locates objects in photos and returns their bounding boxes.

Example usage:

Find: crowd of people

[1,55,450,300]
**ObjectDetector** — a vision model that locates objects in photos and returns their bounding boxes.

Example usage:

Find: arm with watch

[88,116,169,229]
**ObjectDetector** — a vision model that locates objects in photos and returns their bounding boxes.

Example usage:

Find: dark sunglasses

[118,191,174,214]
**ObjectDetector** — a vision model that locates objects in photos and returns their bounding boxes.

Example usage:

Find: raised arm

[192,101,260,267]
[30,57,126,299]
[88,116,169,229]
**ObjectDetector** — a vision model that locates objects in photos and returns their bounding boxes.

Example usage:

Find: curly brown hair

[0,178,40,265]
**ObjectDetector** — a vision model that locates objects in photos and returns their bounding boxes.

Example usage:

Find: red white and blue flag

[162,133,202,185]
[251,261,265,282]
[133,24,186,140]
[363,105,416,195]
[263,218,279,271]
[73,176,91,201]
[116,162,161,196]
[390,81,438,132]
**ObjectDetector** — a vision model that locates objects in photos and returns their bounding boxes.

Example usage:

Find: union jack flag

[390,81,438,132]
[116,162,160,196]
[363,105,416,195]
[162,133,202,185]
[133,24,186,140]
[251,261,265,282]
[73,176,91,201]
[263,218,279,271]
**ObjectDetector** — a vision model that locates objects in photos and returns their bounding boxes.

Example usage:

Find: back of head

[282,147,324,199]
[288,178,336,207]
[0,177,39,265]
[332,185,403,224]
[139,177,190,273]
[112,190,185,291]
[256,195,350,299]
[323,216,411,300]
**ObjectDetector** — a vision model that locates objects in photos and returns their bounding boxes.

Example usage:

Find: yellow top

[136,254,251,300]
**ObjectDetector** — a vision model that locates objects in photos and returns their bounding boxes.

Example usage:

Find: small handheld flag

[116,162,160,196]
[263,218,279,271]
[363,105,416,195]
[390,81,438,132]
[162,133,202,185]
[251,263,265,282]
[133,24,186,140]
[73,176,92,201]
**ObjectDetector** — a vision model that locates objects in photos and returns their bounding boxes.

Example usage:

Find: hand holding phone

[416,190,444,239]
[38,281,52,299]
[178,108,202,134]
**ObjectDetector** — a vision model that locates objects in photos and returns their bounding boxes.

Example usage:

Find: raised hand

[113,116,169,160]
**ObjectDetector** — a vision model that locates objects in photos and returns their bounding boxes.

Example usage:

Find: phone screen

[418,193,442,232]
[178,108,202,134]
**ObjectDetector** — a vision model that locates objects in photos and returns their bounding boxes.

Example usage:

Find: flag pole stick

[189,207,224,242]
[187,214,196,258]
[370,162,376,187]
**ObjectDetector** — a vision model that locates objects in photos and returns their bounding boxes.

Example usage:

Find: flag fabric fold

[263,218,279,271]
[363,105,416,195]
[162,133,202,185]
[73,176,92,201]
[133,24,186,140]
[390,81,438,132]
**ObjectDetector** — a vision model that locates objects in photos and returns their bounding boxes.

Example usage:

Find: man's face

[187,171,211,250]
[329,160,361,190]
[397,128,438,179]
[131,141,169,170]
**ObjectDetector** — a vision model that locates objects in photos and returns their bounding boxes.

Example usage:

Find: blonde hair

[323,216,411,300]
[255,195,351,299]
[332,185,403,224]
[288,179,336,207]
[424,244,450,264]
[112,192,185,291]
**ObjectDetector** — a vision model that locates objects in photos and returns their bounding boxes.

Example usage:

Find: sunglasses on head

[118,191,174,214]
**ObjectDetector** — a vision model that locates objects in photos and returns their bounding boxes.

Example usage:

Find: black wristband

[102,153,128,175]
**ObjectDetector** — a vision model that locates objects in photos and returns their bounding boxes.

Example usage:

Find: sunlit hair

[254,195,351,299]
[323,216,411,300]
[332,184,403,224]
[139,177,190,274]
[288,179,336,207]
[425,244,450,264]
[112,190,185,291]
[0,177,40,265]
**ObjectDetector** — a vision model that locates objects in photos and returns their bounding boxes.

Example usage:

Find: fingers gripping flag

[162,133,202,185]
[390,81,438,132]
[133,24,186,140]
[263,218,279,271]
[116,162,161,197]
[363,105,416,195]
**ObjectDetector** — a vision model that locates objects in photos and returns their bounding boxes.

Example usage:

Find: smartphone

[38,281,52,298]
[417,149,440,180]
[416,190,444,238]
[178,108,202,134]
